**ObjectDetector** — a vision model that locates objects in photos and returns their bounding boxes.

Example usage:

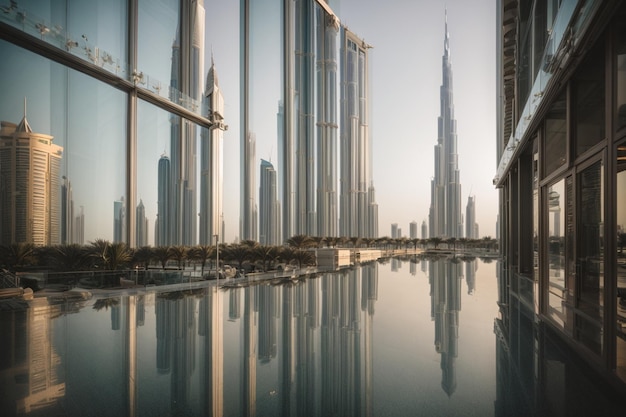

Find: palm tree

[326,237,341,248]
[133,246,153,270]
[104,242,133,270]
[89,239,110,269]
[189,245,215,276]
[448,237,458,252]
[291,249,316,269]
[169,245,188,270]
[349,237,362,248]
[153,246,173,270]
[49,244,90,271]
[311,236,326,248]
[410,238,420,251]
[0,242,35,271]
[254,245,280,272]
[429,237,443,249]
[286,234,314,249]
[223,244,252,272]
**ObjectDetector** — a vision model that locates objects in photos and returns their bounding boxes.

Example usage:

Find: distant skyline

[211,0,498,242]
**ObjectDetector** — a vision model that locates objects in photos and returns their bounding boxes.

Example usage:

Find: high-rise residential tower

[61,176,74,245]
[410,221,418,239]
[113,196,125,243]
[259,159,280,246]
[136,200,148,247]
[157,154,173,246]
[340,27,378,238]
[465,196,477,239]
[429,11,463,238]
[0,115,62,246]
[242,0,378,242]
[200,56,226,245]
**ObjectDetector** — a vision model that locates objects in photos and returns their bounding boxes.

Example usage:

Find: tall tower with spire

[200,54,226,245]
[429,10,463,238]
[169,0,205,245]
[0,103,63,246]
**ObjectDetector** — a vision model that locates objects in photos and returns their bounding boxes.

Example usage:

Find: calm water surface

[1,257,621,416]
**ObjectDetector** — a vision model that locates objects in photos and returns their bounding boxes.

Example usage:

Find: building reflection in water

[3,260,626,416]
[429,257,464,396]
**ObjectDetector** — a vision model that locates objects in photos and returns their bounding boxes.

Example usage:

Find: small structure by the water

[317,248,351,271]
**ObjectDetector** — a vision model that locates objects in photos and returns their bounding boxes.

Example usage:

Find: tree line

[0,235,498,275]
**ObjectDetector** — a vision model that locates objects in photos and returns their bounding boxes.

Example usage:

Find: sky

[210,0,499,242]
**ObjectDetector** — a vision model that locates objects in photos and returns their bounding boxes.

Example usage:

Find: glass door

[575,158,604,356]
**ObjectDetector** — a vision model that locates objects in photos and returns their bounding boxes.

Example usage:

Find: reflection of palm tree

[93,297,120,311]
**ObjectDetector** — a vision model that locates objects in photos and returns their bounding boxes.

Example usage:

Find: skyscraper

[200,56,226,245]
[410,221,418,239]
[465,196,477,239]
[61,176,74,244]
[340,27,378,238]
[0,115,62,246]
[136,199,148,247]
[157,154,173,246]
[169,0,205,245]
[113,196,125,243]
[259,159,280,246]
[429,11,463,239]
[241,0,378,241]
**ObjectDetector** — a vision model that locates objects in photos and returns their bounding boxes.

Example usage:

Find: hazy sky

[210,0,499,242]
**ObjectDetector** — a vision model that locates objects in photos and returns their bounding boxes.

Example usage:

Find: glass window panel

[616,7,626,131]
[66,0,128,65]
[543,90,567,177]
[615,142,626,380]
[138,0,179,99]
[575,41,605,156]
[575,159,604,355]
[0,40,126,245]
[547,179,566,327]
[1,1,127,71]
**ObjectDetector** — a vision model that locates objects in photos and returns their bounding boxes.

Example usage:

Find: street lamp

[214,234,219,285]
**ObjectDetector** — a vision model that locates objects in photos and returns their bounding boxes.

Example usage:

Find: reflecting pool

[1,257,624,416]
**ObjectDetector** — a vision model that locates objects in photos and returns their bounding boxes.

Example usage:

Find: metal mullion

[126,0,139,247]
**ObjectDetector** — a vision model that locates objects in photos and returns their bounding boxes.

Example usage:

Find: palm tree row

[0,235,498,274]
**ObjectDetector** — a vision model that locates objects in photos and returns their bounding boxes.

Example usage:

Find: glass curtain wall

[0,37,126,245]
[0,0,217,248]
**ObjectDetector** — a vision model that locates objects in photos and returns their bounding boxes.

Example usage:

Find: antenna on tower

[23,97,27,118]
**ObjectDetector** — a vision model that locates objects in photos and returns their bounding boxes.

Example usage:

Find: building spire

[444,7,450,57]
[16,97,33,133]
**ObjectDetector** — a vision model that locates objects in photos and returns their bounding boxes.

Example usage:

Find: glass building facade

[495,0,626,393]
[0,0,225,248]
